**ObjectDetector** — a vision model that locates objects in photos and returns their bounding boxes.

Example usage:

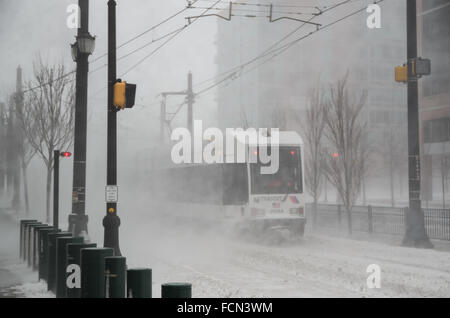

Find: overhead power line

[21,1,199,95]
[195,0,386,97]
[88,0,223,99]
[120,0,223,77]
[194,0,353,89]
[117,26,186,62]
[22,71,76,94]
[189,5,317,16]
[90,0,201,64]
[195,0,321,9]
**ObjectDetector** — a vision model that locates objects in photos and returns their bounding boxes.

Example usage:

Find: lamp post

[68,0,95,237]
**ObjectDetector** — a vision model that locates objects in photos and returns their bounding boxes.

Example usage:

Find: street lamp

[71,32,96,62]
[68,0,96,238]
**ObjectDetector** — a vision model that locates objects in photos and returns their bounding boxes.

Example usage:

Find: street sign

[105,185,118,203]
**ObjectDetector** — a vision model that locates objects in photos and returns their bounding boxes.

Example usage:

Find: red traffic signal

[333,152,339,158]
[60,152,72,158]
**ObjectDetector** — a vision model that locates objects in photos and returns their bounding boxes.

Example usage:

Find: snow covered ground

[0,211,53,298]
[118,213,450,298]
[2,209,449,298]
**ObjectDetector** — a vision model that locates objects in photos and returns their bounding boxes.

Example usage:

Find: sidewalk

[0,210,52,298]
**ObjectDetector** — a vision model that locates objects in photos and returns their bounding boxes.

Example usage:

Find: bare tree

[15,92,37,215]
[21,57,75,222]
[359,130,372,206]
[322,75,367,235]
[300,87,326,229]
[270,107,287,131]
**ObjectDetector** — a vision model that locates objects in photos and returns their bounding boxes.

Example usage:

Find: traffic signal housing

[113,80,136,110]
[395,65,408,83]
[395,57,431,83]
[411,58,431,77]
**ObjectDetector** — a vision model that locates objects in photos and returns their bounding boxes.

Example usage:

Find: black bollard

[27,222,43,266]
[66,243,97,298]
[127,268,152,298]
[20,220,36,259]
[105,256,126,298]
[38,228,59,281]
[80,248,114,298]
[32,225,52,271]
[55,236,84,298]
[47,232,72,292]
[161,283,192,298]
[25,222,41,263]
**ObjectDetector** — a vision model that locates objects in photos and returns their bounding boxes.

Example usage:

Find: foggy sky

[0,0,409,238]
[0,0,218,233]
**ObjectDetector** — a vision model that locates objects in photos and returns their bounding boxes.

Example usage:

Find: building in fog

[215,0,408,203]
[418,0,450,205]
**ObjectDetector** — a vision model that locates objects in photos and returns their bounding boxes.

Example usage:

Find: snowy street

[118,213,450,298]
[2,0,450,302]
[1,209,449,298]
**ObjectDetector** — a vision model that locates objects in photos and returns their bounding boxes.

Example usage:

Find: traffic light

[113,80,136,110]
[395,58,431,83]
[114,81,126,109]
[395,65,408,83]
[60,152,72,158]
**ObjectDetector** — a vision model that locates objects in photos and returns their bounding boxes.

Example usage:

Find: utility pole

[54,150,60,232]
[103,0,121,256]
[160,72,195,143]
[69,0,95,237]
[402,0,432,248]
[54,151,71,231]
[187,72,194,135]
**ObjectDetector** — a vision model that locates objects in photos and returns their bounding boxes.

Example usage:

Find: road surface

[2,209,449,298]
[119,213,450,298]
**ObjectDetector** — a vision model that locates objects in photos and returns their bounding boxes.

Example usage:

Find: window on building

[422,5,450,97]
[423,117,450,143]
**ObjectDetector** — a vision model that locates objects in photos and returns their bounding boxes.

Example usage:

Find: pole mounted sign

[105,185,118,203]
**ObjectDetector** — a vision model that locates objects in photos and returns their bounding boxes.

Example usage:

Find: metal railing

[306,203,450,241]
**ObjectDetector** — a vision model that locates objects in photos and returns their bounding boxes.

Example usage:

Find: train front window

[250,147,302,194]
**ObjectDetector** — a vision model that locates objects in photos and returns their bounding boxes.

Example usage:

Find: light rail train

[135,130,306,237]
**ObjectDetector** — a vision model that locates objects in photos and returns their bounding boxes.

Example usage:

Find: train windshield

[250,146,302,194]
